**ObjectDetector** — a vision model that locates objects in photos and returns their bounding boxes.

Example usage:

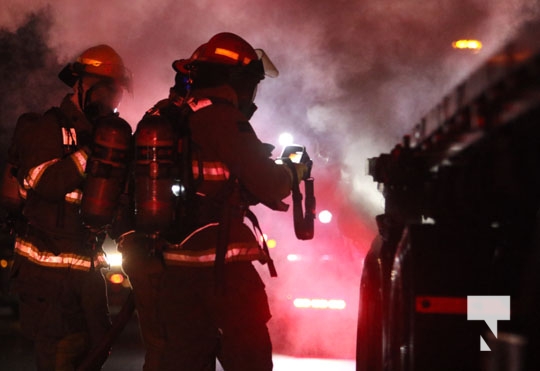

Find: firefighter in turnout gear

[6,44,132,370]
[116,32,307,370]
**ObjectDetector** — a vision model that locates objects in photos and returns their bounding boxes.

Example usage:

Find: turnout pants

[10,256,111,371]
[159,261,273,371]
[121,249,165,371]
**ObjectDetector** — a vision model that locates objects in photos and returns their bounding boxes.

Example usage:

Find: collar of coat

[188,84,238,108]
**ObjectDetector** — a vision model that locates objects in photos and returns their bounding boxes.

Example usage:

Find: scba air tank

[81,115,132,228]
[134,116,176,233]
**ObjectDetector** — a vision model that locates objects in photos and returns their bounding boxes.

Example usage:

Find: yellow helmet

[59,44,132,91]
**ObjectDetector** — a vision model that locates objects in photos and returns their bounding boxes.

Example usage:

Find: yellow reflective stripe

[65,189,82,204]
[24,149,87,190]
[78,57,103,67]
[24,158,60,189]
[163,244,265,266]
[214,47,239,61]
[70,149,88,176]
[14,237,109,271]
[19,186,27,200]
[212,48,251,65]
[187,98,212,112]
[213,48,251,65]
[192,161,230,180]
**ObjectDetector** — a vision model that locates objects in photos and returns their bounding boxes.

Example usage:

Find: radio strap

[246,209,277,277]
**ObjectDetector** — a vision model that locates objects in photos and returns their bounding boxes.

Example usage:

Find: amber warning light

[109,273,125,285]
[452,39,482,52]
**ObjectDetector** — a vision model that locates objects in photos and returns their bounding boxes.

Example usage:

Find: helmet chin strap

[77,79,86,113]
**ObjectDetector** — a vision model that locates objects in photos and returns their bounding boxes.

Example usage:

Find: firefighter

[117,32,308,370]
[6,44,132,370]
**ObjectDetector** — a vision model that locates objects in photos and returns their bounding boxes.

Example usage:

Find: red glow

[415,296,467,314]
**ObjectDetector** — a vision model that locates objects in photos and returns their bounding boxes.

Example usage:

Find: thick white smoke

[1,0,538,359]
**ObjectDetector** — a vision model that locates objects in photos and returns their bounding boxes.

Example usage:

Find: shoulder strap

[45,107,69,128]
[42,107,74,228]
[45,107,78,154]
[245,209,278,277]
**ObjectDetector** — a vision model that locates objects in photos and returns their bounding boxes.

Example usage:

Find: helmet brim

[172,52,278,78]
[172,58,192,74]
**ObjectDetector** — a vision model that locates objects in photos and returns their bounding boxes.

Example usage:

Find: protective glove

[293,162,309,182]
[261,143,275,158]
[279,161,309,184]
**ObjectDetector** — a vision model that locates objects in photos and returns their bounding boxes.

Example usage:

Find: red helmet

[59,44,132,91]
[173,33,278,78]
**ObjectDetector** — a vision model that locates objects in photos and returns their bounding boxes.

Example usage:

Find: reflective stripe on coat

[163,223,268,267]
[14,237,109,271]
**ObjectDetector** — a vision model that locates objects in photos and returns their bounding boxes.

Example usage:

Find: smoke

[0,9,65,164]
[1,0,538,359]
[2,1,536,210]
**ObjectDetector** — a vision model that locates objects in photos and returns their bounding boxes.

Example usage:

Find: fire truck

[356,19,540,371]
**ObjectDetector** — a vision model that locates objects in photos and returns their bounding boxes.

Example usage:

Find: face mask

[80,78,123,121]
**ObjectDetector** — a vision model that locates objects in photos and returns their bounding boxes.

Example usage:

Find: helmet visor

[256,49,279,78]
